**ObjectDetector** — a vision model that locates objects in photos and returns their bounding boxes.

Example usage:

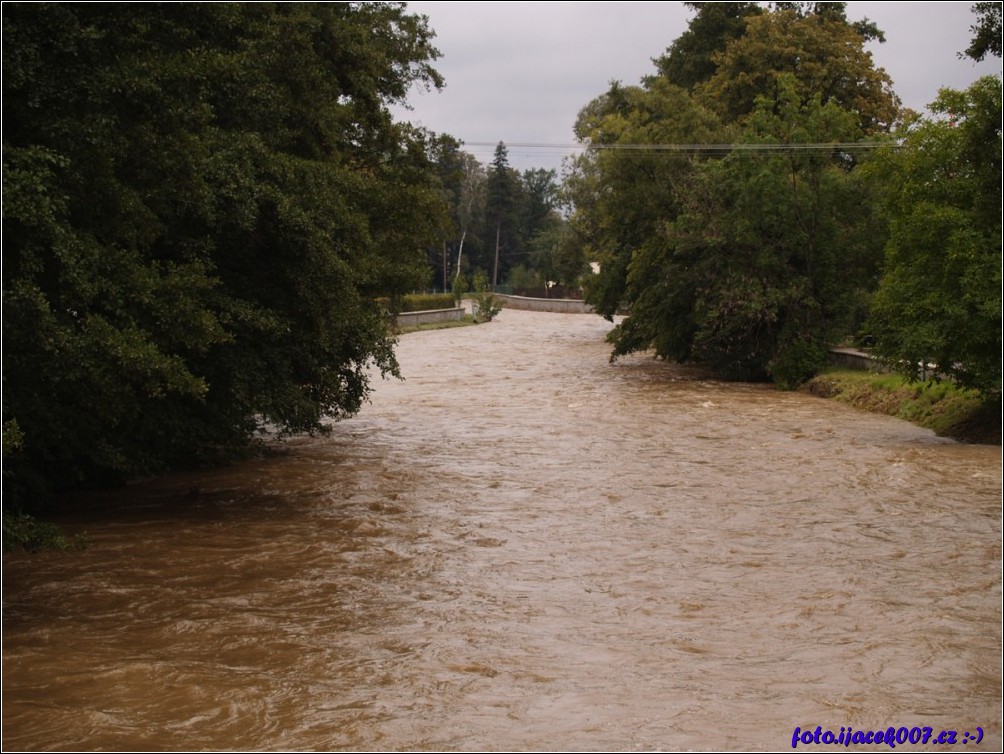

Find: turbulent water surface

[4,309,1001,751]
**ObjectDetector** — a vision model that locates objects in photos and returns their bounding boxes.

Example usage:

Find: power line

[461,140,900,153]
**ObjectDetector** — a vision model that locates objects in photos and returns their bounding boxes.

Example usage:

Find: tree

[867,77,1002,398]
[770,2,885,42]
[568,77,724,319]
[697,7,900,134]
[453,152,487,284]
[527,218,588,292]
[653,2,763,91]
[2,3,447,509]
[599,78,885,385]
[521,167,560,241]
[483,142,525,288]
[569,2,898,386]
[962,2,1003,61]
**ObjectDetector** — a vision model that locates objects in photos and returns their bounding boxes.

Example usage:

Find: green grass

[805,368,1001,444]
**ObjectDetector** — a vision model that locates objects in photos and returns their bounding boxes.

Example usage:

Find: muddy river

[3,309,1001,751]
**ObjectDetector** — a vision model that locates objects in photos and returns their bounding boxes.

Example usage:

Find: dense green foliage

[2,510,88,552]
[962,2,1002,61]
[398,293,458,313]
[577,79,883,384]
[653,2,762,91]
[568,3,894,385]
[431,141,583,294]
[470,272,504,323]
[866,77,1002,397]
[568,2,1001,399]
[3,3,447,510]
[567,77,723,319]
[695,6,899,134]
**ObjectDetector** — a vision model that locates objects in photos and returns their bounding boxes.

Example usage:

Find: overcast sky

[392,2,1002,172]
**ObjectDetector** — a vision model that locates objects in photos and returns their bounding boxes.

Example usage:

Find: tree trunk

[454,230,467,284]
[491,219,501,292]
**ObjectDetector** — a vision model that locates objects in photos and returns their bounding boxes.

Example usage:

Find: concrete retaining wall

[828,347,889,372]
[395,307,465,327]
[495,293,594,314]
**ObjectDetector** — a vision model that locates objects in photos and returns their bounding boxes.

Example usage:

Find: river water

[4,309,1001,751]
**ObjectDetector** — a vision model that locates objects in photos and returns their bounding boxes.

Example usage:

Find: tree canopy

[584,78,883,384]
[3,3,447,508]
[569,1,898,385]
[653,2,763,91]
[962,2,1003,61]
[867,77,1002,396]
[484,142,525,288]
[569,2,1001,403]
[427,141,582,295]
[695,6,900,134]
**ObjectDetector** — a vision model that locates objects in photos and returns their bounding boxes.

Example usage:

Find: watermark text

[791,725,984,748]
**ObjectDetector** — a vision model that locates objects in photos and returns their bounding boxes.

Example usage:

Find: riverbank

[805,368,1001,445]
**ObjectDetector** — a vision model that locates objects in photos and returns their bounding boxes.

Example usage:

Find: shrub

[770,338,829,390]
[471,272,503,322]
[375,293,458,314]
[400,293,457,312]
[472,292,503,322]
[3,511,88,553]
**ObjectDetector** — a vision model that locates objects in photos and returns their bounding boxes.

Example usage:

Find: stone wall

[394,307,465,327]
[494,293,594,314]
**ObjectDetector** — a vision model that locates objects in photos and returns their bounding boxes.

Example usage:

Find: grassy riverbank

[805,369,1001,445]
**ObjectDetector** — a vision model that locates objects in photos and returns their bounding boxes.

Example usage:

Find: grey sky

[392,2,1002,172]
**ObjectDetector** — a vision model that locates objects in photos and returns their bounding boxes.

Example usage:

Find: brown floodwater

[3,309,1001,751]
